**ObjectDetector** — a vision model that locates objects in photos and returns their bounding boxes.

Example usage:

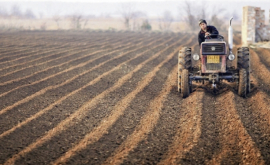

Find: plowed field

[0,31,270,165]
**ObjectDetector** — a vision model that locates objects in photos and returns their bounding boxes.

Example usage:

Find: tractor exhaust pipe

[228,17,235,60]
[228,17,233,52]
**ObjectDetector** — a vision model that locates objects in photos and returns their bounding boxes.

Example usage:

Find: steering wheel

[205,34,224,39]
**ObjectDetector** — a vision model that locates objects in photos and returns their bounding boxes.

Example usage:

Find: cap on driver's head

[199,19,207,25]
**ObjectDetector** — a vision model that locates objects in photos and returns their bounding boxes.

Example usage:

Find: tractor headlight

[228,54,235,60]
[193,54,200,60]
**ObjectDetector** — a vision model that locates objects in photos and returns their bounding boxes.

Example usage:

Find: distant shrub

[141,20,151,30]
[108,27,116,31]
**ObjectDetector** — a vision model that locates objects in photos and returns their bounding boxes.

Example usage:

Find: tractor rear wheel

[238,68,247,97]
[178,47,191,93]
[237,47,250,93]
[181,69,190,98]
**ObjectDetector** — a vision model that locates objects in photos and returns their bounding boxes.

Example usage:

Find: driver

[198,19,219,46]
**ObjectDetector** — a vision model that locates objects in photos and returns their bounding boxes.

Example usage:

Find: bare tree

[179,1,226,32]
[181,1,196,30]
[11,5,22,17]
[159,10,174,31]
[119,3,135,30]
[131,11,146,30]
[53,15,61,29]
[83,14,96,29]
[82,16,89,29]
[70,14,83,29]
[24,9,35,19]
[200,2,207,20]
[180,1,206,30]
[208,7,225,31]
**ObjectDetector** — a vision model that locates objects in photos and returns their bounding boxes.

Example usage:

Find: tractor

[178,18,250,98]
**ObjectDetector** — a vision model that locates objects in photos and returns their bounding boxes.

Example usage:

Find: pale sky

[0,0,269,2]
[1,0,176,1]
[0,0,269,3]
[0,0,269,19]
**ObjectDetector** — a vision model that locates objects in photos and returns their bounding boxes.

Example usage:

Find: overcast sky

[0,0,269,21]
[0,0,269,2]
[2,0,178,1]
[13,0,164,1]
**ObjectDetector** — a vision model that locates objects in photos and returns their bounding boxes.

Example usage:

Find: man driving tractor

[198,19,219,46]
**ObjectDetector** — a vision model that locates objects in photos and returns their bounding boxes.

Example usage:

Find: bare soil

[0,31,270,165]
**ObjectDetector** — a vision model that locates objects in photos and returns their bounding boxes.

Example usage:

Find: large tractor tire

[181,69,190,98]
[237,47,250,93]
[238,68,247,97]
[178,47,191,92]
[178,66,181,92]
[178,47,192,70]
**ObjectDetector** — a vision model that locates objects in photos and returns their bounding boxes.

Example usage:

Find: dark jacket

[198,25,219,46]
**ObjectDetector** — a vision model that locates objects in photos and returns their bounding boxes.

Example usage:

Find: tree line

[0,5,35,19]
[0,2,239,31]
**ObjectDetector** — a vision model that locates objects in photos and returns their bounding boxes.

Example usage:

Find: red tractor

[178,18,250,98]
